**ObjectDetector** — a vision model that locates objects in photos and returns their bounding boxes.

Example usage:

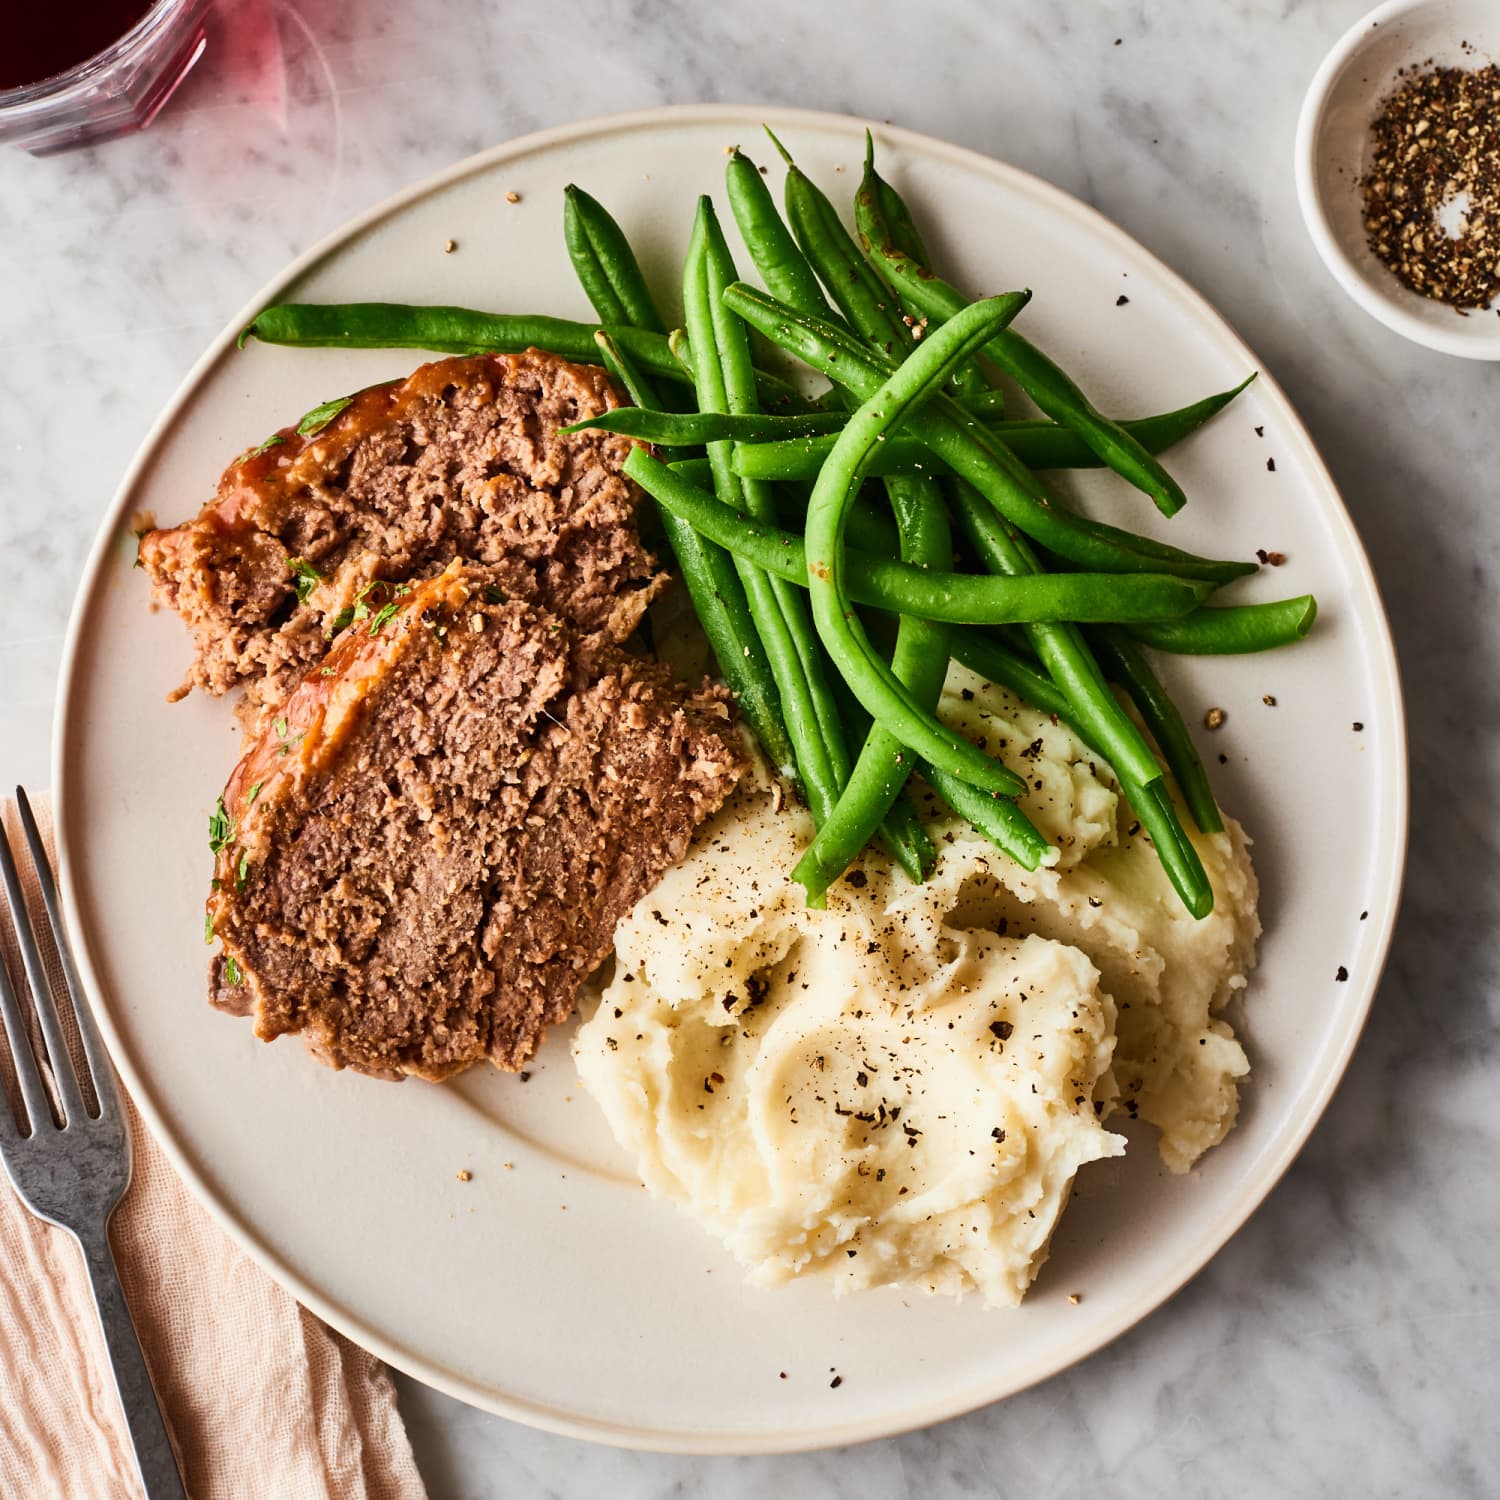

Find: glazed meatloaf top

[138,350,666,726]
[206,561,745,1080]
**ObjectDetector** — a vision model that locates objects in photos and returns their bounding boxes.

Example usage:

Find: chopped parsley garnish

[295,394,355,437]
[224,955,243,987]
[368,599,402,634]
[483,586,506,604]
[328,579,410,638]
[231,432,287,466]
[208,797,234,855]
[204,910,215,944]
[247,780,263,804]
[236,851,251,889]
[272,719,303,758]
[351,580,380,624]
[286,556,323,604]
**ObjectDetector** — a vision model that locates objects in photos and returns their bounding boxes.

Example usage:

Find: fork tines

[0,788,117,1138]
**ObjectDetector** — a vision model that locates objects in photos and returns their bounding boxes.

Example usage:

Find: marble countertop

[2,1,1496,1493]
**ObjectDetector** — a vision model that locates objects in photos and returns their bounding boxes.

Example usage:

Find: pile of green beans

[234,132,1319,919]
[727,135,942,884]
[856,132,1187,518]
[681,196,849,824]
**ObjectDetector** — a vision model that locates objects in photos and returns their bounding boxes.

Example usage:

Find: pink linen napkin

[0,797,428,1500]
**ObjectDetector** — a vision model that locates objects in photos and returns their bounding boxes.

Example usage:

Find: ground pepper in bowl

[1362,61,1500,309]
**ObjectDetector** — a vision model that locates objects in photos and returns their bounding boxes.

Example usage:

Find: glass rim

[0,0,204,109]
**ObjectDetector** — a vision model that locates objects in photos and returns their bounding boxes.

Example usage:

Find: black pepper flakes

[1336,965,1349,981]
[1362,63,1500,306]
[1115,293,1130,306]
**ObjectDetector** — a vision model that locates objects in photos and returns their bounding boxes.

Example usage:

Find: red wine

[3,0,156,91]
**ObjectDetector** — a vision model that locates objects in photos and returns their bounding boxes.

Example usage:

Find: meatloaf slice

[205,560,744,1080]
[138,350,665,726]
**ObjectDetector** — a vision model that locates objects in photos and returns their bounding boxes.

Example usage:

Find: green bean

[1088,627,1223,834]
[1004,377,1253,467]
[666,456,713,485]
[858,132,931,266]
[855,131,991,402]
[562,189,692,412]
[239,301,819,412]
[1125,596,1318,654]
[803,295,1035,798]
[592,330,653,408]
[682,198,842,816]
[945,478,1166,791]
[563,189,633,329]
[701,197,852,817]
[950,631,1073,720]
[591,329,794,778]
[858,175,1190,518]
[727,377,1256,479]
[774,481,901,556]
[242,300,681,371]
[726,148,832,316]
[772,127,911,351]
[819,671,937,887]
[624,450,1211,625]
[920,762,1054,868]
[562,185,667,334]
[1133,779,1214,919]
[1056,514,1257,586]
[961,389,1010,419]
[723,282,1202,578]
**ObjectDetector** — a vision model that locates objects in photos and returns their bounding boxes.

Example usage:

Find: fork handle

[74,1225,190,1500]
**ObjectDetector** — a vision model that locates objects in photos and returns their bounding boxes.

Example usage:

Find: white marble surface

[1,0,1496,1494]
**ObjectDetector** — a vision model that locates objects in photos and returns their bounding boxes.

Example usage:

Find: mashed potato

[575,667,1259,1306]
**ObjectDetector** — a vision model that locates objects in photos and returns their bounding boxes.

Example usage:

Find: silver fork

[0,788,188,1500]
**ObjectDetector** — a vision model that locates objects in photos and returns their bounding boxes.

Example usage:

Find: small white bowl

[1296,0,1500,359]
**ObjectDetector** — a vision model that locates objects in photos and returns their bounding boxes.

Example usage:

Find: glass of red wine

[1,0,214,155]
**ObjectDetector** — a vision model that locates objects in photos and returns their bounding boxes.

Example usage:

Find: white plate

[53,106,1407,1453]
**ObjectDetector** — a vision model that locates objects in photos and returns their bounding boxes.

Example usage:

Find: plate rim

[51,102,1410,1454]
